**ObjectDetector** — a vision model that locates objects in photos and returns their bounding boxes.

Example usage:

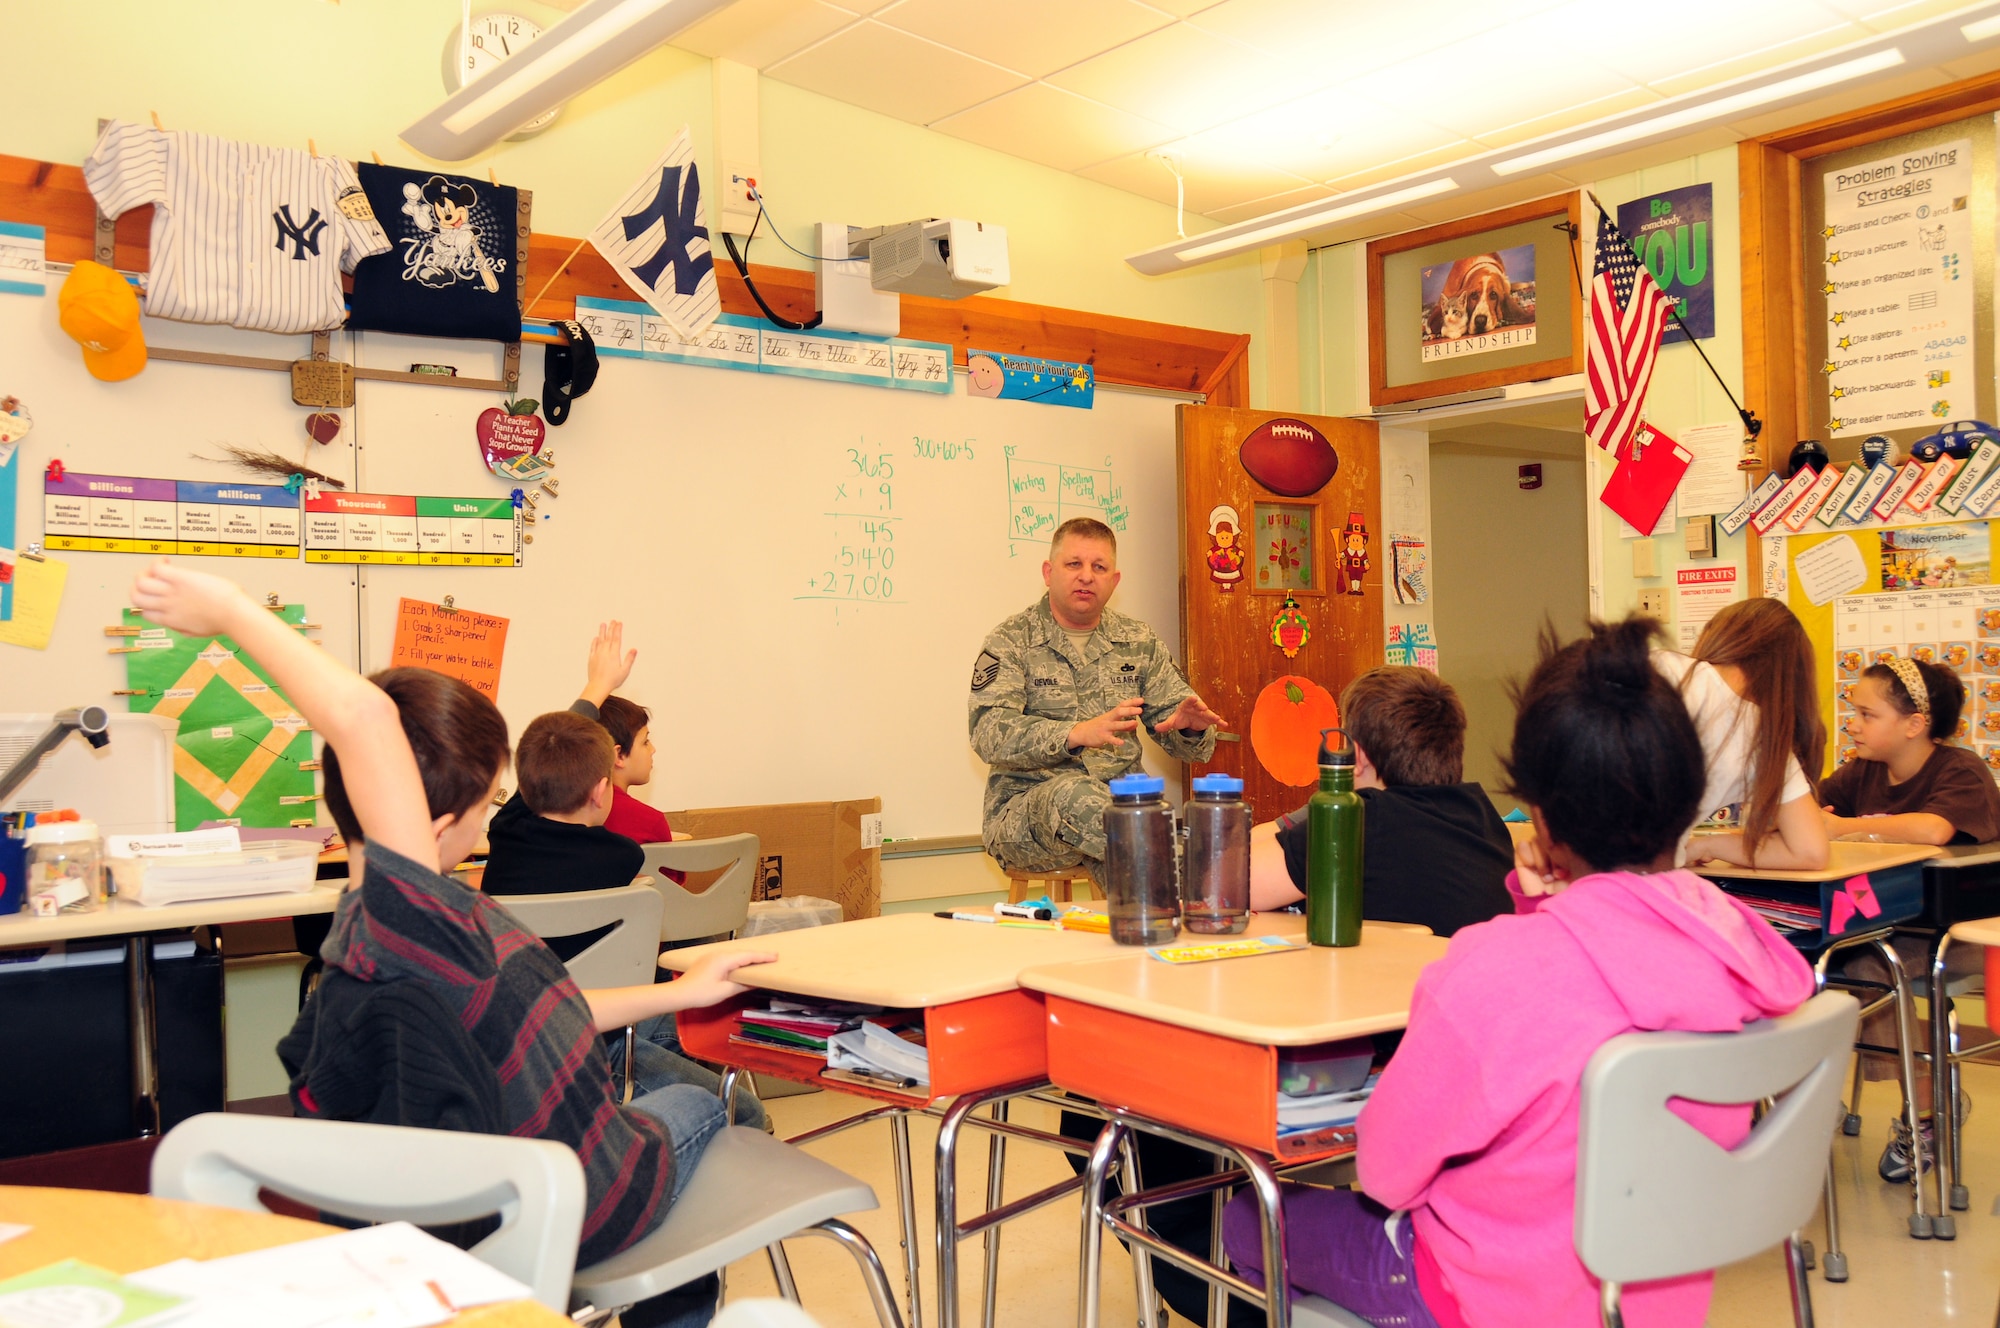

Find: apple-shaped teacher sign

[478,399,545,476]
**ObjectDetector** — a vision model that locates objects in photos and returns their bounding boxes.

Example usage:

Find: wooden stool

[1001,865,1095,904]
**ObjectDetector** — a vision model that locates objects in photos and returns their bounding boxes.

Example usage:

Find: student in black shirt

[483,709,645,916]
[1250,665,1514,937]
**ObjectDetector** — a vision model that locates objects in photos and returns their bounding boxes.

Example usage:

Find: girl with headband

[1822,652,2000,1185]
[1823,654,2000,847]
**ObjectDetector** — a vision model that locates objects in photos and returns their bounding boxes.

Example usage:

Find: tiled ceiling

[671,0,1994,227]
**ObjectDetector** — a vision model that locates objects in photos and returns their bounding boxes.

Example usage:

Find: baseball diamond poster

[1419,243,1537,362]
[120,605,318,830]
[1821,138,1974,438]
[1617,184,1712,343]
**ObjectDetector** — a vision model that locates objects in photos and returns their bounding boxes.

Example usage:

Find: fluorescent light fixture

[402,0,733,160]
[1964,14,2000,42]
[1170,178,1461,264]
[1492,48,1906,176]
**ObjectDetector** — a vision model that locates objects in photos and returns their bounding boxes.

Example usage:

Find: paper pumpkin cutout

[1250,675,1340,787]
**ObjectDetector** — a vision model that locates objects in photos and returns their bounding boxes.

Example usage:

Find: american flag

[1585,209,1678,454]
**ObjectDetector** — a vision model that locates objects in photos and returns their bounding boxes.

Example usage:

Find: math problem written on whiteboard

[799,443,904,606]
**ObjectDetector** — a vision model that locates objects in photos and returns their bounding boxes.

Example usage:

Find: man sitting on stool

[969,517,1221,880]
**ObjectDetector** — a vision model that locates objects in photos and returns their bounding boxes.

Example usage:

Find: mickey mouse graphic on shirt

[399,175,502,293]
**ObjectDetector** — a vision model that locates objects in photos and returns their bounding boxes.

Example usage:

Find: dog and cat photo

[1420,242,1538,361]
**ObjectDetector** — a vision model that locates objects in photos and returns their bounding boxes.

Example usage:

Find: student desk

[1694,843,1945,1253]
[1915,853,2000,1220]
[0,1184,565,1326]
[1018,923,1450,1328]
[664,911,1307,1328]
[0,885,342,1137]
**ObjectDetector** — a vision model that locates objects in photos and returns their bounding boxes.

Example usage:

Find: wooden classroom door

[1177,406,1383,821]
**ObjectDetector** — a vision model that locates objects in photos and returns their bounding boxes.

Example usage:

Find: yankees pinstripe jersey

[85,120,389,335]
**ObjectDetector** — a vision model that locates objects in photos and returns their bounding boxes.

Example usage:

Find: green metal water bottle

[1306,726,1364,948]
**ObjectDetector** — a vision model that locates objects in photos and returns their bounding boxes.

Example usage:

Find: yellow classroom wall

[3,0,1265,400]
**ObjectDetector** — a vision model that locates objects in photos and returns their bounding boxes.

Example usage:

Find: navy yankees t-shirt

[346,164,521,342]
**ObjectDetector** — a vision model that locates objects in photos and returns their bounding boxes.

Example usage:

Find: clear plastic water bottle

[1183,774,1250,934]
[1102,774,1179,946]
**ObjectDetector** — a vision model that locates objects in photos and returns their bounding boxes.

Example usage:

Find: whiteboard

[0,293,1183,838]
[346,333,1186,838]
[0,296,364,710]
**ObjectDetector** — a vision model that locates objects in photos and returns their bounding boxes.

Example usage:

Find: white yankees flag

[589,126,720,339]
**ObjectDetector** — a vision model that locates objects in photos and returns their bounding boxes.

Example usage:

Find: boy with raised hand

[1250,665,1514,938]
[130,561,768,1326]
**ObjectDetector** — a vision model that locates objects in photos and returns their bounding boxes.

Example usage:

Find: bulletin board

[1783,517,2000,782]
[0,304,1188,840]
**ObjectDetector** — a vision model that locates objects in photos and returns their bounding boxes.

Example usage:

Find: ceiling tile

[1142,0,1231,14]
[1205,182,1335,225]
[1181,88,1463,184]
[1471,86,1663,151]
[932,83,1178,172]
[1080,148,1312,215]
[1347,13,1640,143]
[1045,22,1314,134]
[767,21,1030,125]
[1188,0,1558,82]
[673,0,858,68]
[1824,0,1979,25]
[1323,141,1482,194]
[877,0,1173,79]
[1518,0,1858,89]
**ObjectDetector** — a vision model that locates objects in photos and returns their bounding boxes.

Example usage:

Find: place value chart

[303,491,521,566]
[43,471,301,558]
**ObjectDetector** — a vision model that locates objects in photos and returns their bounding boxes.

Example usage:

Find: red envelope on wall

[1599,423,1693,534]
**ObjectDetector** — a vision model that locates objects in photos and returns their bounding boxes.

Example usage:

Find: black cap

[1318,727,1354,767]
[543,320,598,426]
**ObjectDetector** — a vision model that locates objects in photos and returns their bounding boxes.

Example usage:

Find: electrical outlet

[717,161,760,237]
[1638,589,1669,619]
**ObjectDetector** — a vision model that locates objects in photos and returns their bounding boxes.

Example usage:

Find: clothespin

[112,689,149,697]
[299,759,324,772]
[265,593,282,609]
[108,646,141,655]
[150,111,163,130]
[439,595,457,613]
[283,473,305,496]
[371,150,384,166]
[308,138,319,158]
[44,459,64,482]
[303,478,322,500]
[537,485,557,502]
[488,166,498,186]
[104,626,142,637]
[509,487,525,510]
[491,786,510,807]
[21,543,45,563]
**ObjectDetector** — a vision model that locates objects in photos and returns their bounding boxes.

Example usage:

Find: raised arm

[577,619,637,709]
[129,561,437,869]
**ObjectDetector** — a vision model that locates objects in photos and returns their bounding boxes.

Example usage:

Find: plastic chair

[1575,991,1860,1328]
[150,1113,584,1311]
[495,883,664,1103]
[643,833,760,941]
[570,1125,905,1328]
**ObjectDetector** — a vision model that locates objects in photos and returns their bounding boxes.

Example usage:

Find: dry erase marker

[935,911,997,924]
[994,901,1055,920]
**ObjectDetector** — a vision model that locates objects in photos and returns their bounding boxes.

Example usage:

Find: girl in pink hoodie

[1223,617,1816,1328]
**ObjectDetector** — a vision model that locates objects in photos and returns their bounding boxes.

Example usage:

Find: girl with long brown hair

[1679,598,1831,870]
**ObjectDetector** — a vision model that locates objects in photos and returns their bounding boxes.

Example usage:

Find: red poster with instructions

[1598,423,1692,534]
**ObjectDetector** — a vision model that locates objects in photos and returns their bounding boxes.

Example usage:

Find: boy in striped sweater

[131,561,769,1326]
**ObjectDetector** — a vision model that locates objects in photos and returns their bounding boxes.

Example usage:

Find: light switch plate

[1632,539,1659,579]
[1638,589,1669,619]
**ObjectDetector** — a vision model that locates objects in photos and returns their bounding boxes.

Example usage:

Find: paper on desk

[0,1223,27,1246]
[827,1020,930,1085]
[0,554,66,650]
[128,1221,531,1328]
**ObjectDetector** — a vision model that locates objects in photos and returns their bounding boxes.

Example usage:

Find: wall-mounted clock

[440,11,562,140]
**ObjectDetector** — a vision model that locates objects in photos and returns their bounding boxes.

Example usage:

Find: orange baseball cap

[58,261,146,382]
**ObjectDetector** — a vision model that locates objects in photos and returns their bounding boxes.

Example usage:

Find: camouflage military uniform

[969,594,1216,873]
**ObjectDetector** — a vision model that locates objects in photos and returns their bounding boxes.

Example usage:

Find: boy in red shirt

[597,694,679,851]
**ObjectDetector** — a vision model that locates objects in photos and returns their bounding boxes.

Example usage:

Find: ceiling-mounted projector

[849,220,1009,300]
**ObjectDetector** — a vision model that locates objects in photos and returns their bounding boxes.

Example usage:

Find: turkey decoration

[1270,596,1310,659]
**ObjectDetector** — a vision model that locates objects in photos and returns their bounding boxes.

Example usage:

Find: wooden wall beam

[1,152,1249,402]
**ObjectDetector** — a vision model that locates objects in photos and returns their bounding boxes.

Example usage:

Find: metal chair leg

[767,1241,802,1302]
[1844,1048,1864,1135]
[981,1099,1008,1328]
[1820,1153,1848,1282]
[1117,1131,1160,1328]
[801,1218,911,1328]
[1599,1280,1625,1328]
[1875,938,1939,1238]
[1784,1232,1816,1328]
[1232,1147,1290,1328]
[890,1111,926,1328]
[1208,1153,1230,1328]
[1079,1123,1129,1328]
